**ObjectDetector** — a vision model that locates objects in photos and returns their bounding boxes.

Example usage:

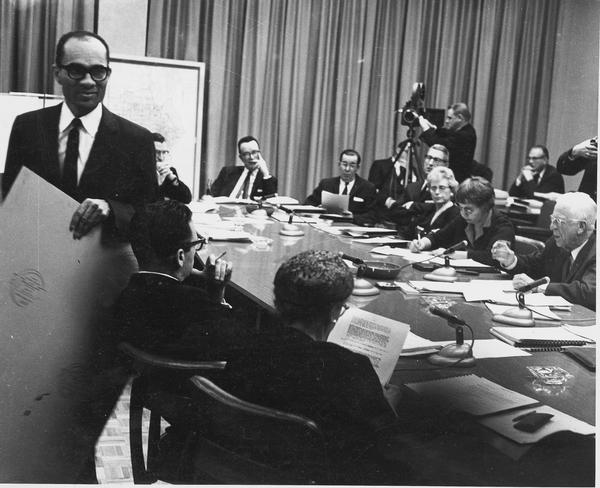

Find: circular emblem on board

[10,269,46,307]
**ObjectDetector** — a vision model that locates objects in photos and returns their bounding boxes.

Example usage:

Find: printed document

[328,307,409,385]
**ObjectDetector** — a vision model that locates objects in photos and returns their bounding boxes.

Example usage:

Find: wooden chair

[514,235,545,256]
[187,375,333,484]
[118,342,226,484]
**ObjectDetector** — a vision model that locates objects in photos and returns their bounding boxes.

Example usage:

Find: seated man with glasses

[508,145,564,199]
[209,136,278,199]
[492,192,596,310]
[3,30,157,239]
[304,149,377,225]
[153,132,192,203]
[115,200,253,361]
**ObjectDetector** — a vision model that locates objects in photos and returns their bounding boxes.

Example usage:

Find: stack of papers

[489,326,595,348]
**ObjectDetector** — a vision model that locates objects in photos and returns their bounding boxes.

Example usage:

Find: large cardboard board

[0,167,137,482]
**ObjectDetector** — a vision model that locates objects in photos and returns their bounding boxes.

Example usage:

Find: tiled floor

[94,379,168,484]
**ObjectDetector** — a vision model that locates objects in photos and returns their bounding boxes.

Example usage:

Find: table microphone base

[492,307,535,327]
[428,343,475,367]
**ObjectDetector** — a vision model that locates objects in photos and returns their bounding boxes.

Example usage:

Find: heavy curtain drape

[146,0,561,198]
[2,0,596,197]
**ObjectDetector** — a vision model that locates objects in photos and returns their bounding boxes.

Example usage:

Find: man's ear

[52,65,62,84]
[175,248,186,268]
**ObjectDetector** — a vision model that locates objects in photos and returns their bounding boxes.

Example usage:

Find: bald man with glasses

[3,30,157,239]
[492,192,596,310]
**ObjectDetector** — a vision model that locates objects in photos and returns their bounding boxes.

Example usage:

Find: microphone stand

[427,307,475,367]
[492,291,535,327]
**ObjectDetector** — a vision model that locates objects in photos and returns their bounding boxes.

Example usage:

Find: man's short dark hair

[530,145,549,159]
[152,132,165,143]
[55,30,110,66]
[456,176,495,211]
[450,103,472,122]
[339,148,361,166]
[237,136,259,153]
[274,250,353,326]
[129,201,193,266]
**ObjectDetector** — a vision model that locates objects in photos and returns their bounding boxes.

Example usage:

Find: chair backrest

[117,342,227,484]
[536,199,556,228]
[514,235,545,255]
[188,375,331,484]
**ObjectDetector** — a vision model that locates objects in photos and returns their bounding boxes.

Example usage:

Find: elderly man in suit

[508,145,564,198]
[492,192,596,310]
[305,148,377,225]
[210,136,278,199]
[2,30,157,239]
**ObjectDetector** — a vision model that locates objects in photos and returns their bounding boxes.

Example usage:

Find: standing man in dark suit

[556,137,597,201]
[305,149,377,225]
[210,136,278,199]
[2,30,157,239]
[418,102,476,183]
[492,192,596,310]
[508,145,564,198]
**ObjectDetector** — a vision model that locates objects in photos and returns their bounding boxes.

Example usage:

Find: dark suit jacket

[159,167,192,203]
[420,124,477,183]
[304,175,377,225]
[406,203,461,240]
[115,273,253,361]
[508,164,565,198]
[368,157,406,201]
[508,233,596,310]
[556,150,597,201]
[2,103,157,233]
[428,209,515,266]
[219,325,397,465]
[210,165,278,199]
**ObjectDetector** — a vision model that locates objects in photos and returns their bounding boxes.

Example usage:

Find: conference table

[197,204,596,486]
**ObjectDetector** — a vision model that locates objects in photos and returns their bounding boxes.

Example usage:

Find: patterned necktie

[62,118,81,198]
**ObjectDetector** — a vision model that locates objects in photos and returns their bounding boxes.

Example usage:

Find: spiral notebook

[405,374,537,416]
[489,326,595,348]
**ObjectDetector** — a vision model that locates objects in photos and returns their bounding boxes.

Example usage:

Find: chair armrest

[118,342,226,371]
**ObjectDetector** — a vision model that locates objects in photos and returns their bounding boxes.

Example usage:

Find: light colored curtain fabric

[0,0,93,94]
[147,0,568,199]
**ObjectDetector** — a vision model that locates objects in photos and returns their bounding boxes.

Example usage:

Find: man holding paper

[2,31,157,239]
[492,192,596,310]
[304,148,377,225]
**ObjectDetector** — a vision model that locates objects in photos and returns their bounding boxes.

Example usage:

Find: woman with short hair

[409,176,514,265]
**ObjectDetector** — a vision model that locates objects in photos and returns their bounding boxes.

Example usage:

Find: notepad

[404,374,538,416]
[489,326,595,348]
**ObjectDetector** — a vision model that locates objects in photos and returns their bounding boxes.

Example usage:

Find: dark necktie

[562,254,574,281]
[342,183,349,195]
[241,170,253,199]
[532,173,540,185]
[62,118,81,198]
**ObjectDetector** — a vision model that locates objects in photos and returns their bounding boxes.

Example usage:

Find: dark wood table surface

[197,206,596,484]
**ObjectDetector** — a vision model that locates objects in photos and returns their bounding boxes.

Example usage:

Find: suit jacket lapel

[566,234,595,281]
[80,106,118,188]
[40,104,62,186]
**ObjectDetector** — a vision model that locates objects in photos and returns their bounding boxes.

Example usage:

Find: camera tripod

[392,126,424,187]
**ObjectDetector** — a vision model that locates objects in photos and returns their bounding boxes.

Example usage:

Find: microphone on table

[396,239,466,272]
[427,306,475,367]
[280,210,305,236]
[442,240,468,255]
[420,240,468,281]
[516,277,550,293]
[492,277,550,327]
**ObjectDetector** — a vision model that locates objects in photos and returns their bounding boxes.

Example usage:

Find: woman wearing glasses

[402,166,460,239]
[410,176,515,266]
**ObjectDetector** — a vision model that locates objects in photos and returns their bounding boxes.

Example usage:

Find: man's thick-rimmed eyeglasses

[181,237,206,252]
[240,150,261,159]
[58,63,111,81]
[424,155,448,164]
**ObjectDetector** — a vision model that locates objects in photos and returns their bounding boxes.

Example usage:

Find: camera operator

[418,102,477,183]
